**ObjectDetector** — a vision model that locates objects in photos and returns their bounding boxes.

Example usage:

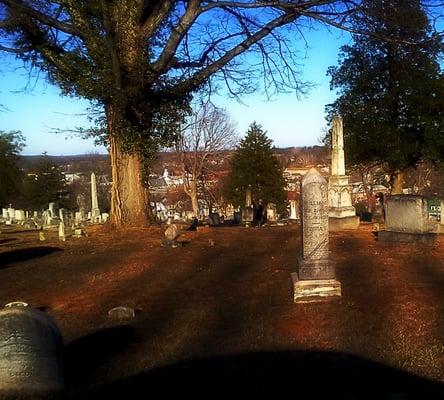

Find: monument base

[378,230,438,245]
[329,215,360,231]
[298,256,336,280]
[291,273,341,303]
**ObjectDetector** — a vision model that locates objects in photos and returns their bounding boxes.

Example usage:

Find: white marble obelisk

[328,115,359,230]
[90,173,101,222]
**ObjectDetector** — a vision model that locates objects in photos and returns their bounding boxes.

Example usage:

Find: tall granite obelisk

[328,116,359,230]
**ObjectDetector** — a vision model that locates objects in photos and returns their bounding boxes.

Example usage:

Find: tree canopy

[0,130,25,206]
[326,0,444,192]
[224,122,286,209]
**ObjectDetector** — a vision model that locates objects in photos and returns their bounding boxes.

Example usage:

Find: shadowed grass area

[0,246,62,268]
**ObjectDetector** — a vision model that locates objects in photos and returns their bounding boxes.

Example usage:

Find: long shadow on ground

[65,327,444,400]
[0,246,62,268]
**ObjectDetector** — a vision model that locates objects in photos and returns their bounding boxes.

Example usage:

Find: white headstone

[289,200,298,220]
[48,203,55,218]
[14,210,25,221]
[90,173,101,222]
[58,221,65,241]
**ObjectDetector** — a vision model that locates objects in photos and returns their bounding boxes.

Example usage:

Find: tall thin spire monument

[328,116,360,230]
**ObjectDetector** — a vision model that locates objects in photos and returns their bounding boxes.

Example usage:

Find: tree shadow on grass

[64,329,444,400]
[64,326,136,392]
[0,246,62,268]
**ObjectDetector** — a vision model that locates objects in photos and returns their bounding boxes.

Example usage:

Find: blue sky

[0,25,351,155]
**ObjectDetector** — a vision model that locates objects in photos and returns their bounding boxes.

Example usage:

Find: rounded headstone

[164,224,180,241]
[0,307,64,397]
[108,306,135,321]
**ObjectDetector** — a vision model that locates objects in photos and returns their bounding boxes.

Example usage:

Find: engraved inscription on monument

[0,307,64,395]
[299,168,334,280]
[292,167,342,302]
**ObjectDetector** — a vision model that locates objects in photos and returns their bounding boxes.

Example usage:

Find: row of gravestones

[1,206,110,228]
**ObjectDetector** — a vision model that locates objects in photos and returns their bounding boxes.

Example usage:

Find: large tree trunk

[108,115,149,228]
[190,179,199,218]
[184,178,199,218]
[390,170,404,195]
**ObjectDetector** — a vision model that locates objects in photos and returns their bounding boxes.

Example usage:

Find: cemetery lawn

[0,223,443,398]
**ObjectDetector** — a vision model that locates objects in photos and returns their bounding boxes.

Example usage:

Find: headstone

[90,173,101,223]
[2,209,8,219]
[266,203,277,222]
[379,195,438,244]
[58,208,64,222]
[101,213,109,223]
[58,222,66,241]
[43,210,52,227]
[39,232,46,241]
[328,115,360,230]
[7,208,15,221]
[14,210,25,221]
[289,199,299,220]
[0,307,64,396]
[163,224,182,247]
[226,203,235,220]
[74,228,83,238]
[48,203,55,218]
[291,168,341,302]
[208,213,220,226]
[108,306,135,321]
[243,187,254,227]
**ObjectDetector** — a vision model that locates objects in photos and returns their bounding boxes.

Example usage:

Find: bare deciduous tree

[176,103,237,217]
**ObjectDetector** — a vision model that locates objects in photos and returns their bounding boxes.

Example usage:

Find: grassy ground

[0,223,443,398]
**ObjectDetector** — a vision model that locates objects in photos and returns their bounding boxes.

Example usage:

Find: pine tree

[326,0,444,194]
[224,122,286,210]
[0,130,25,206]
[22,154,67,210]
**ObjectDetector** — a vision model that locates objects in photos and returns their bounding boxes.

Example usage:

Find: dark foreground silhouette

[64,327,444,400]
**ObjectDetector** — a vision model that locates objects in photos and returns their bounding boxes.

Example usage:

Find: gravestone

[0,306,64,396]
[266,203,277,222]
[2,209,8,219]
[291,168,341,302]
[90,173,101,223]
[14,210,25,221]
[328,115,359,230]
[289,199,299,220]
[163,224,182,247]
[48,203,55,218]
[108,306,135,321]
[58,221,66,241]
[242,187,254,227]
[378,195,438,244]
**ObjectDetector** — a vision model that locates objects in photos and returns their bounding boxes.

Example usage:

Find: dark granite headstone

[0,307,64,397]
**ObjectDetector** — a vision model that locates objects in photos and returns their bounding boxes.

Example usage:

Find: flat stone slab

[329,215,360,231]
[292,273,341,303]
[378,230,438,245]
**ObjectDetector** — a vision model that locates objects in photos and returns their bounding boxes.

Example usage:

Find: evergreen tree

[326,0,444,194]
[22,154,67,210]
[0,130,25,206]
[224,122,286,210]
